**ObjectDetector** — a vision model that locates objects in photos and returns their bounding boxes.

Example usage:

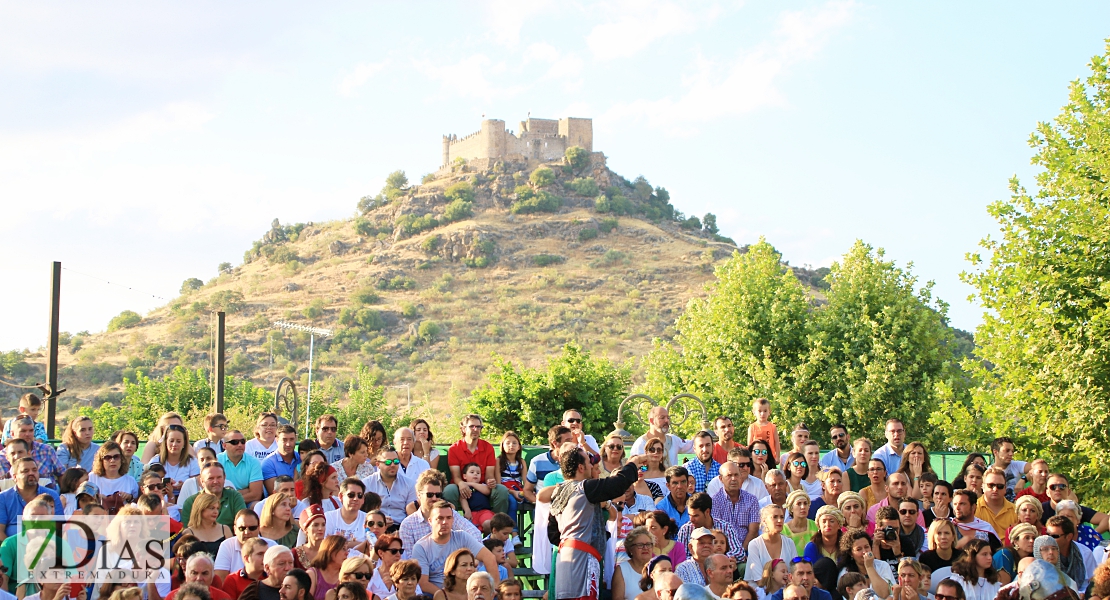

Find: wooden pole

[46,261,61,439]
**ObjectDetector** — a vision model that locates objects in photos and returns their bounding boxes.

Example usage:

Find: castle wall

[445,116,592,166]
[559,117,593,152]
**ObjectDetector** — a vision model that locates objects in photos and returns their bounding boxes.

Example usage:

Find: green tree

[641,239,809,433]
[469,342,631,444]
[180,278,204,294]
[312,364,412,438]
[564,146,590,171]
[530,166,555,188]
[703,213,719,234]
[385,170,409,194]
[107,310,142,332]
[442,199,474,222]
[933,42,1110,507]
[444,181,474,203]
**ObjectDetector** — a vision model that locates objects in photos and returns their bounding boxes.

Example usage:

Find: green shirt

[180,488,246,528]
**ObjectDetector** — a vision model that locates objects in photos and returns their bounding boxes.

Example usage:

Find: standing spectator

[711,461,760,560]
[846,439,872,493]
[219,430,265,505]
[411,419,440,471]
[894,443,935,500]
[685,431,720,494]
[363,448,416,525]
[778,425,809,471]
[872,420,907,475]
[57,416,99,471]
[262,426,301,495]
[496,431,524,520]
[196,414,229,455]
[394,428,431,481]
[562,409,600,455]
[800,442,823,499]
[315,416,344,465]
[444,415,508,516]
[713,417,741,464]
[246,413,280,462]
[746,399,781,460]
[820,425,853,472]
[630,407,694,468]
[399,470,481,560]
[989,438,1029,498]
[656,466,691,529]
[635,438,669,501]
[1014,460,1050,503]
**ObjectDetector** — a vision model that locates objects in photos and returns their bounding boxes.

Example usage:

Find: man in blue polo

[872,419,906,475]
[219,429,264,505]
[0,457,63,541]
[521,425,574,503]
[262,425,301,494]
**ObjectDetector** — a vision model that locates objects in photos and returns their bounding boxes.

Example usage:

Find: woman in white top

[368,534,406,599]
[58,467,88,517]
[744,504,798,582]
[612,527,654,600]
[411,419,439,469]
[801,442,824,499]
[949,539,1001,600]
[836,529,894,598]
[245,412,280,461]
[88,441,139,501]
[141,412,186,464]
[147,424,199,502]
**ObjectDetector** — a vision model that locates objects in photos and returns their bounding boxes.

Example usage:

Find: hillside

[7,154,829,429]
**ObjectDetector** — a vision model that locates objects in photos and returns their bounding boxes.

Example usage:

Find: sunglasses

[791,461,808,468]
[346,492,364,499]
[320,426,338,432]
[225,439,246,446]
[899,509,918,515]
[380,547,403,555]
[831,432,846,439]
[425,492,444,499]
[1048,532,1065,539]
[985,483,1005,490]
[735,462,752,469]
[639,465,649,472]
[237,524,260,532]
[1049,483,1068,491]
[380,459,401,466]
[566,418,582,424]
[935,595,958,600]
[367,521,386,528]
[349,572,372,580]
[606,445,623,450]
[752,449,768,456]
[102,454,122,461]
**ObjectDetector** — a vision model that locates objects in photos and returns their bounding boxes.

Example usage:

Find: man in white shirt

[215,510,274,579]
[362,448,416,524]
[326,478,368,547]
[562,409,600,456]
[394,428,431,482]
[990,436,1030,498]
[629,406,694,467]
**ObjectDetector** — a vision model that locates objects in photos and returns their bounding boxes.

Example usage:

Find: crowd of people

[0,393,1108,600]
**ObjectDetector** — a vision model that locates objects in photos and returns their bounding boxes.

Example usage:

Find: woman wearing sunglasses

[748,440,777,483]
[148,423,199,502]
[600,434,627,477]
[784,453,810,496]
[368,535,407,599]
[354,510,390,555]
[634,438,668,501]
[323,556,374,600]
[89,441,139,505]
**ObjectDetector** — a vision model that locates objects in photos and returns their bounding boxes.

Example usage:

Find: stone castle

[441,116,593,170]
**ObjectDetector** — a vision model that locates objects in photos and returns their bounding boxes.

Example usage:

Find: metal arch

[665,393,710,431]
[274,377,299,426]
[611,392,714,443]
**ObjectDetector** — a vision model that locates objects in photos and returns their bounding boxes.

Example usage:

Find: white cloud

[483,0,556,47]
[337,60,389,97]
[586,1,717,60]
[412,54,525,101]
[524,42,584,82]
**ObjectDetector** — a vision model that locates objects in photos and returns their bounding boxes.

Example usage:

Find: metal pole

[305,333,315,438]
[215,311,226,413]
[46,261,61,439]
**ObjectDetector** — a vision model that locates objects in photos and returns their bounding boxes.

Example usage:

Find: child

[919,472,938,510]
[460,462,494,532]
[711,529,730,556]
[1,393,48,443]
[194,413,228,454]
[757,558,789,599]
[486,513,519,569]
[837,572,868,600]
[747,398,780,459]
[498,431,524,522]
[780,424,809,470]
[480,538,510,581]
[58,467,88,517]
[497,580,523,600]
[919,563,933,597]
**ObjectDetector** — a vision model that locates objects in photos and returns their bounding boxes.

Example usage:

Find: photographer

[873,506,915,573]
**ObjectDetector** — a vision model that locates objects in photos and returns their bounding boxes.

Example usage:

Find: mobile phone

[163,477,172,487]
[69,582,83,598]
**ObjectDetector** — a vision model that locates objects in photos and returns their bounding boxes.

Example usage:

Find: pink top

[666,540,688,566]
[310,567,338,600]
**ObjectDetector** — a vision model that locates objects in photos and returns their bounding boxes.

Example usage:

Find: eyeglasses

[102,454,122,461]
[424,492,444,499]
[935,594,958,600]
[1049,483,1068,491]
[346,492,364,499]
[319,426,337,432]
[626,542,652,550]
[466,424,484,430]
[380,458,401,466]
[791,461,808,468]
[648,447,663,454]
[735,462,752,469]
[380,548,403,555]
[899,509,918,515]
[985,483,1005,490]
[213,424,228,431]
[225,439,246,445]
[566,418,582,424]
[1048,532,1065,539]
[752,449,767,456]
[237,525,260,532]
[367,521,386,528]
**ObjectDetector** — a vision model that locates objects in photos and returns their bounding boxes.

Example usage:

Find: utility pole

[46,261,62,439]
[271,321,331,438]
[215,311,226,413]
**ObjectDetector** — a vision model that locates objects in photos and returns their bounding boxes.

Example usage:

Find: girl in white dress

[245,412,280,461]
[745,504,798,582]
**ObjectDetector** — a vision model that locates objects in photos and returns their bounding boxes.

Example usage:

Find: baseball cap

[75,482,100,499]
[690,527,715,540]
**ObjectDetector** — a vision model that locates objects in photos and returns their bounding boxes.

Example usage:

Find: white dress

[949,573,1002,600]
[245,438,278,461]
[616,560,642,600]
[88,473,140,497]
[744,535,798,582]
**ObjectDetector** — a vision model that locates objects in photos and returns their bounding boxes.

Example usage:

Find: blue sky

[2,1,1108,352]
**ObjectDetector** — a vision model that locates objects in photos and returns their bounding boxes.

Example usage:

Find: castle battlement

[441,116,593,168]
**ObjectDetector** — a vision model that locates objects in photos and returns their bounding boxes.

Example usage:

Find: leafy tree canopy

[107,310,142,332]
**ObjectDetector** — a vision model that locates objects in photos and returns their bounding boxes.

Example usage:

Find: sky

[2,1,1108,352]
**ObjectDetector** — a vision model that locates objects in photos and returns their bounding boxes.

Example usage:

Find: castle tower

[442,135,450,168]
[559,117,593,152]
[481,119,506,159]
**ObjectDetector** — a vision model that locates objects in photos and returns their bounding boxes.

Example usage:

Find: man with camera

[874,506,916,573]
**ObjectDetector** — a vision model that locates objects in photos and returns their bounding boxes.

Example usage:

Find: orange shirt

[748,421,780,458]
[713,440,740,464]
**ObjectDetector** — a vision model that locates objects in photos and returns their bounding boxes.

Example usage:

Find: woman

[58,467,88,517]
[784,453,810,496]
[836,529,894,598]
[756,559,789,599]
[176,447,220,508]
[749,440,777,483]
[356,510,390,555]
[645,512,685,567]
[962,465,986,498]
[333,436,376,481]
[141,412,186,463]
[307,535,348,600]
[633,555,673,600]
[368,535,405,599]
[385,560,421,600]
[724,582,758,600]
[783,490,817,552]
[804,506,845,562]
[919,518,959,572]
[110,430,144,480]
[993,523,1037,584]
[613,527,654,600]
[952,454,987,491]
[246,412,280,461]
[894,558,928,600]
[744,505,798,582]
[925,481,954,526]
[88,442,139,507]
[334,583,370,600]
[411,419,439,470]
[181,492,233,557]
[847,439,872,492]
[1006,496,1044,544]
[59,416,99,471]
[895,443,935,500]
[90,506,149,599]
[949,539,1000,600]
[1054,500,1103,550]
[260,492,299,547]
[360,421,388,464]
[149,424,198,502]
[635,438,667,500]
[325,556,375,600]
[296,505,329,569]
[433,548,476,600]
[298,450,329,497]
[296,463,342,517]
[838,492,870,531]
[600,434,627,477]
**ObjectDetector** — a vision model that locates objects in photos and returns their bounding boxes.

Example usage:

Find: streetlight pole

[272,321,332,437]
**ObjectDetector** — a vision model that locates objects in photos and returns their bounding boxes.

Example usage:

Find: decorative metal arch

[274,377,299,427]
[611,392,714,442]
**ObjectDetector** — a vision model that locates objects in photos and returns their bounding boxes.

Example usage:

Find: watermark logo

[16,515,171,585]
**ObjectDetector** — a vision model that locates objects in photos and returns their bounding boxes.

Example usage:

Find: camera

[881,526,899,541]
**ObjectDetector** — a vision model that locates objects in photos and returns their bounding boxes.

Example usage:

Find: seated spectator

[444,415,508,516]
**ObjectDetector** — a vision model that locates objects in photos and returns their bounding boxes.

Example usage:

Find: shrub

[514,185,535,201]
[266,245,299,265]
[565,146,590,171]
[355,308,386,331]
[511,191,561,214]
[421,173,436,184]
[377,276,416,291]
[395,213,439,238]
[598,217,618,233]
[180,278,203,294]
[209,290,245,314]
[680,216,702,230]
[530,166,556,188]
[532,254,566,267]
[351,287,382,305]
[303,299,326,319]
[218,262,232,273]
[401,301,419,318]
[107,310,142,332]
[442,199,474,222]
[355,218,381,237]
[444,181,475,203]
[567,177,599,197]
[462,256,490,268]
[421,235,444,254]
[591,250,629,268]
[417,321,442,344]
[578,228,599,241]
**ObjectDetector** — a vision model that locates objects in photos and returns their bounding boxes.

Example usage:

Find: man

[809,467,843,518]
[1040,474,1109,532]
[262,425,301,495]
[779,424,809,469]
[1,439,29,479]
[363,448,416,524]
[630,406,694,467]
[866,473,924,532]
[1015,459,1050,503]
[820,424,853,471]
[990,437,1030,498]
[523,425,575,503]
[676,493,743,561]
[137,491,183,538]
[761,470,788,509]
[703,554,733,598]
[467,572,496,600]
[951,490,999,550]
[711,461,760,557]
[712,417,739,465]
[707,447,768,502]
[548,446,644,600]
[860,459,889,511]
[675,528,716,585]
[394,427,431,480]
[223,537,269,599]
[445,415,508,515]
[872,419,906,475]
[768,560,833,600]
[253,476,293,518]
[934,579,966,600]
[976,467,1018,537]
[562,409,600,455]
[328,478,371,545]
[686,431,720,494]
[314,415,344,464]
[279,569,312,600]
[654,573,683,600]
[895,498,928,555]
[1044,515,1093,592]
[0,417,64,486]
[872,506,914,571]
[656,466,691,529]
[181,463,247,527]
[399,470,481,559]
[241,545,293,600]
[413,501,498,592]
[166,554,233,600]
[0,457,63,540]
[215,509,273,580]
[219,430,264,505]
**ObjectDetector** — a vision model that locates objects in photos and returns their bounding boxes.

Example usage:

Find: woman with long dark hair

[894,443,935,499]
[296,463,342,516]
[949,539,1000,600]
[835,529,894,598]
[804,506,845,562]
[952,454,987,490]
[748,439,777,483]
[410,419,439,469]
[59,416,99,471]
[433,549,476,600]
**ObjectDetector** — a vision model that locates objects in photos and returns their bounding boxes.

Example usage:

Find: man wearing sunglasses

[399,470,481,560]
[819,425,853,472]
[219,430,265,505]
[975,468,1018,539]
[314,415,344,464]
[215,509,274,580]
[326,478,371,548]
[1039,474,1109,533]
[364,448,417,524]
[562,410,600,457]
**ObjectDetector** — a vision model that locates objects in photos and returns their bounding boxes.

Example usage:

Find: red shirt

[166,586,231,600]
[1015,487,1049,503]
[222,569,261,600]
[447,439,497,482]
[713,441,740,464]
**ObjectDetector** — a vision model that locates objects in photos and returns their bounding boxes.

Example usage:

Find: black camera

[881,526,899,541]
